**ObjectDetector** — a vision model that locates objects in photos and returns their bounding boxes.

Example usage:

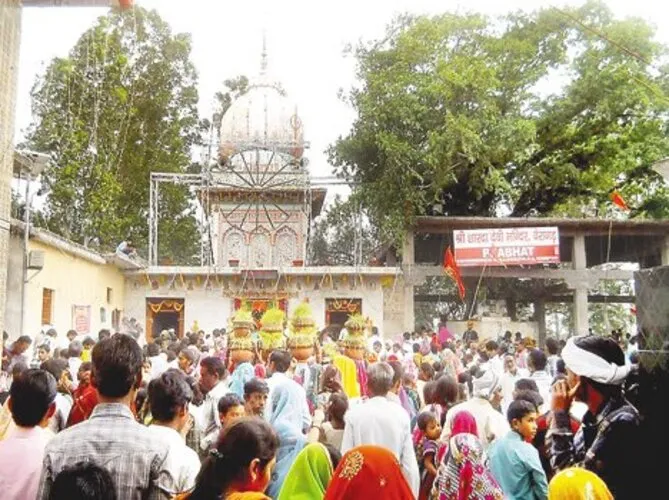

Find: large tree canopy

[330,1,669,245]
[25,8,201,263]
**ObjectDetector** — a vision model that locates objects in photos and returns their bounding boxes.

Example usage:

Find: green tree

[24,8,201,264]
[331,1,669,245]
[308,195,382,266]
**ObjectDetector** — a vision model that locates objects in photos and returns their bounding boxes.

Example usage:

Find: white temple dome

[219,73,305,162]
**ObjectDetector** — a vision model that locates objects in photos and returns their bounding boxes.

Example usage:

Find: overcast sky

[15,0,669,203]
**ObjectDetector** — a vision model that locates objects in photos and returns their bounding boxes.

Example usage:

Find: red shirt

[66,384,99,427]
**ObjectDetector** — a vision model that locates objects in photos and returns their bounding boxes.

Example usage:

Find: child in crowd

[319,392,348,450]
[217,393,245,428]
[415,411,441,500]
[488,399,548,500]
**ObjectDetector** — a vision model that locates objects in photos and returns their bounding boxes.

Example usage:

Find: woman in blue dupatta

[265,381,308,499]
[230,361,255,398]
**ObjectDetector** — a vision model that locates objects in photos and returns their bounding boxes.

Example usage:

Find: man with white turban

[440,368,509,448]
[548,335,641,500]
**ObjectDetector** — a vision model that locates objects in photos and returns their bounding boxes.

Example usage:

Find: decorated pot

[230,348,255,365]
[344,345,365,360]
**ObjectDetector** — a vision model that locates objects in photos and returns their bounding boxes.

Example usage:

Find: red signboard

[453,227,560,267]
[72,305,91,335]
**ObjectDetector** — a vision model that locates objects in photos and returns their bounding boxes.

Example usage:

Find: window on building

[41,288,54,325]
[112,309,121,331]
[106,287,113,304]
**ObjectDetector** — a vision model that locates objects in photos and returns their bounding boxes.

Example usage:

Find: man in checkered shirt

[38,334,173,499]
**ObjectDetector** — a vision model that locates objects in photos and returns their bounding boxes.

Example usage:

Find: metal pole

[20,174,31,336]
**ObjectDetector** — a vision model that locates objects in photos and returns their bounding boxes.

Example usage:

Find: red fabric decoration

[610,191,630,211]
[443,246,466,300]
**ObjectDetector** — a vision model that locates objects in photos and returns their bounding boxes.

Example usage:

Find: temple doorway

[146,298,185,342]
[325,298,362,330]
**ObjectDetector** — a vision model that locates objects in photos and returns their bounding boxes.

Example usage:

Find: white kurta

[341,396,420,498]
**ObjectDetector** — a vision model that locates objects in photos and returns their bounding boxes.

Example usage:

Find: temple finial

[260,31,268,74]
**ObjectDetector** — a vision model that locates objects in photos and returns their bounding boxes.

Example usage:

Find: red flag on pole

[443,246,466,301]
[610,191,630,211]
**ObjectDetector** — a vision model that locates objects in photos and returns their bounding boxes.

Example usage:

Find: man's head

[9,369,57,428]
[146,343,161,358]
[178,348,197,372]
[373,341,383,354]
[485,340,499,359]
[68,340,83,359]
[218,393,246,427]
[366,362,394,397]
[148,369,193,430]
[267,350,291,377]
[545,337,559,356]
[392,343,402,353]
[388,360,403,394]
[514,378,540,401]
[562,335,628,404]
[98,329,111,342]
[419,362,435,381]
[91,334,143,400]
[13,335,32,354]
[82,337,95,350]
[326,392,348,423]
[244,378,269,417]
[66,330,77,342]
[41,358,71,393]
[527,348,547,374]
[37,344,51,363]
[507,399,538,441]
[199,357,226,394]
[504,354,517,375]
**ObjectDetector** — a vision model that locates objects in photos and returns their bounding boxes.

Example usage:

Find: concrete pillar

[0,3,21,338]
[572,234,589,335]
[534,298,546,346]
[661,235,669,267]
[401,229,415,332]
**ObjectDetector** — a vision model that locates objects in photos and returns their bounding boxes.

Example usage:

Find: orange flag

[443,246,466,301]
[610,191,629,211]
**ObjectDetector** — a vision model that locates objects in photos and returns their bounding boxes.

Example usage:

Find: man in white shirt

[527,348,553,413]
[196,357,229,454]
[485,340,504,376]
[341,362,420,497]
[67,341,83,388]
[264,350,310,431]
[148,370,200,495]
[147,343,168,380]
[441,369,509,449]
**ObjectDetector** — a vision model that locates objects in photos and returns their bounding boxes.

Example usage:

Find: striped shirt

[38,403,172,500]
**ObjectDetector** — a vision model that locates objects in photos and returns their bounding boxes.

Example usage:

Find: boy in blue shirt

[488,399,549,500]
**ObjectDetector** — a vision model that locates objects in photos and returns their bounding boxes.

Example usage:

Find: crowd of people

[0,320,649,499]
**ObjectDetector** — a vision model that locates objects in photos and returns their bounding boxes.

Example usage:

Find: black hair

[67,330,77,338]
[41,358,68,382]
[98,329,111,341]
[435,375,459,405]
[82,337,95,348]
[545,337,559,355]
[432,361,442,373]
[485,340,499,351]
[179,348,198,365]
[68,341,84,358]
[189,418,279,500]
[200,357,226,380]
[507,399,538,425]
[166,350,177,363]
[420,362,435,380]
[412,344,420,354]
[423,380,437,405]
[323,443,342,470]
[16,335,32,345]
[388,360,403,386]
[514,389,544,408]
[403,332,411,341]
[11,361,29,380]
[146,343,160,357]
[91,335,143,398]
[244,378,269,399]
[269,350,291,373]
[528,348,547,371]
[185,375,204,406]
[10,369,57,426]
[515,378,539,393]
[49,462,116,500]
[218,393,244,415]
[148,369,193,422]
[328,392,348,422]
[79,361,92,372]
[416,411,438,432]
[38,344,51,353]
[556,358,566,375]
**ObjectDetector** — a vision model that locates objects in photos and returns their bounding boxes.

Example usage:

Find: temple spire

[260,31,268,75]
